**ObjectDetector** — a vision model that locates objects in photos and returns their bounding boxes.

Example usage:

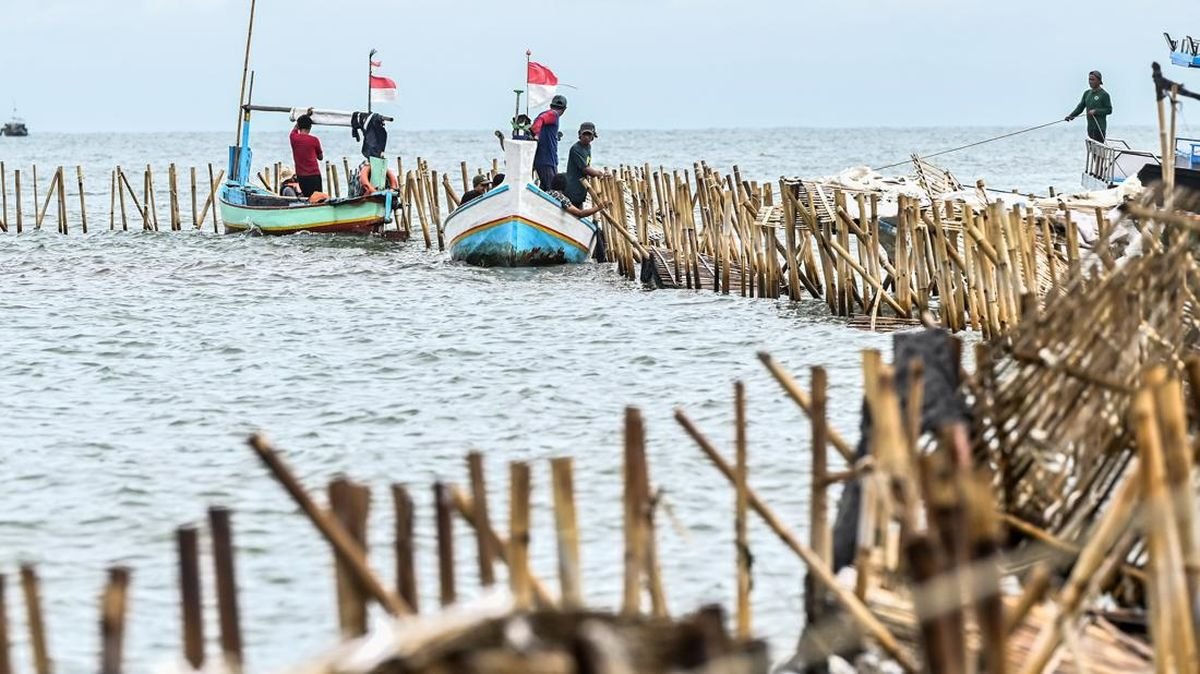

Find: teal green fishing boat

[218,1,403,236]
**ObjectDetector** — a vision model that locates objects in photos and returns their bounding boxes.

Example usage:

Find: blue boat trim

[447,184,511,219]
[525,184,598,231]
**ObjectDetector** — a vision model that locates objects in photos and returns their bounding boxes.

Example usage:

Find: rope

[873,119,1066,171]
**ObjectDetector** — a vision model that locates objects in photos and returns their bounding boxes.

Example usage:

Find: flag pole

[525,49,531,118]
[368,48,377,114]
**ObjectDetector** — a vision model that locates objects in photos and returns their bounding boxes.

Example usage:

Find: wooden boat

[1,107,27,137]
[443,138,600,266]
[1165,32,1200,68]
[217,1,403,237]
[218,107,402,236]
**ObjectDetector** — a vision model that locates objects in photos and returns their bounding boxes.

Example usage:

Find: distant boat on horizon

[1,106,28,137]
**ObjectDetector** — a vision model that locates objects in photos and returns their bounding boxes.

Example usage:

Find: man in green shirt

[1065,70,1113,142]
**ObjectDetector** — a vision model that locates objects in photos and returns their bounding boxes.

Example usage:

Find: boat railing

[1175,136,1200,169]
[1083,138,1121,188]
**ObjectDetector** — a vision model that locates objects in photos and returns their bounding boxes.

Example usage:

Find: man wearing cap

[459,173,494,207]
[531,95,568,189]
[1065,70,1112,142]
[564,122,604,209]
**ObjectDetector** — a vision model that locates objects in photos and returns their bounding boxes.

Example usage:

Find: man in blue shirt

[531,95,567,189]
[564,122,604,208]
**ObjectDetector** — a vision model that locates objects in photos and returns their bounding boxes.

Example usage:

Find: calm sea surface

[0,125,1160,672]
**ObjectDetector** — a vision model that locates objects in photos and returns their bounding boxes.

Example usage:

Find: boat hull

[219,186,392,235]
[445,183,597,266]
[443,140,598,267]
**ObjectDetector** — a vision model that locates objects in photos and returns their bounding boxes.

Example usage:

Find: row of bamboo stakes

[0,153,1096,340]
[584,162,1092,338]
[0,156,500,242]
[1,339,1193,672]
[0,345,939,674]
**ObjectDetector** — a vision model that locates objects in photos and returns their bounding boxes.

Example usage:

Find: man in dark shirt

[459,174,492,207]
[564,122,604,208]
[290,112,325,196]
[1065,70,1113,142]
[531,95,567,189]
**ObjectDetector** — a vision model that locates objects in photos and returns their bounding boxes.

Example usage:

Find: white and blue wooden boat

[1166,33,1200,68]
[443,138,600,266]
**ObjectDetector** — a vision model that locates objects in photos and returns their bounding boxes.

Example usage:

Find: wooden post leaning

[673,410,917,674]
[246,434,410,615]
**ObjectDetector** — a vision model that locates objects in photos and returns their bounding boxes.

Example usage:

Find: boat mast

[368,48,376,114]
[233,0,258,146]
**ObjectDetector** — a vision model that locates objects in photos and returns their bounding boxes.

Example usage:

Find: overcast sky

[1,0,1196,132]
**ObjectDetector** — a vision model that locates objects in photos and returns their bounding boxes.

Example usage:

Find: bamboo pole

[330,479,371,636]
[247,434,409,615]
[460,161,469,194]
[14,171,21,233]
[1016,461,1142,674]
[391,485,419,613]
[466,452,496,586]
[0,574,9,674]
[208,164,220,233]
[735,381,752,639]
[806,367,830,625]
[99,567,130,674]
[31,165,39,229]
[434,482,457,607]
[0,161,7,233]
[177,526,204,671]
[168,164,180,231]
[550,457,582,608]
[623,407,649,616]
[35,168,59,230]
[207,508,243,674]
[1135,386,1197,673]
[20,565,50,674]
[673,410,917,673]
[191,167,198,229]
[56,167,68,235]
[117,167,128,231]
[76,166,88,234]
[757,353,854,461]
[144,165,157,231]
[509,461,533,610]
[449,487,555,606]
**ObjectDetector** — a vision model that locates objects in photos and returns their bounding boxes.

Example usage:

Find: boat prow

[443,139,599,267]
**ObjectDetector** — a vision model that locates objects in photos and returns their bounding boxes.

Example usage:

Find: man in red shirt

[290,112,324,197]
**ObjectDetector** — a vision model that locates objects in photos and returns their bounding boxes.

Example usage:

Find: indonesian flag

[370,59,397,103]
[527,61,558,109]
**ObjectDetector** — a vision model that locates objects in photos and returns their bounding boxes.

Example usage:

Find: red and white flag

[526,61,558,109]
[370,59,397,103]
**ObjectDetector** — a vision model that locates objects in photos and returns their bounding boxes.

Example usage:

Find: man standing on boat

[290,110,325,197]
[531,95,568,188]
[564,122,604,209]
[1065,70,1113,142]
